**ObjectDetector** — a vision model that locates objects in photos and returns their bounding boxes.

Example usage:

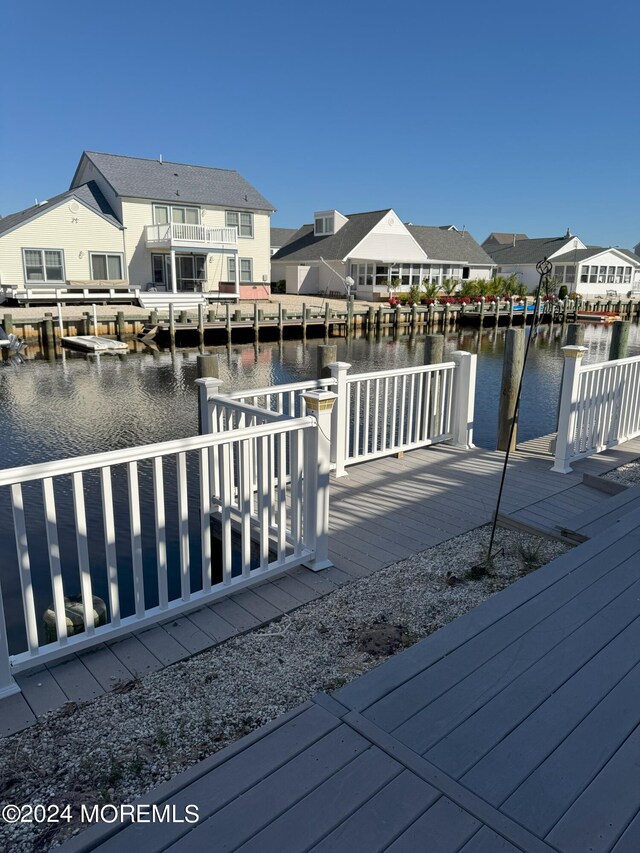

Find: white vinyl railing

[145,223,238,247]
[343,363,456,464]
[0,417,320,696]
[228,378,337,419]
[553,347,640,473]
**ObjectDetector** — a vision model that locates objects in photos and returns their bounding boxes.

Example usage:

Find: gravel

[602,459,640,487]
[0,525,568,851]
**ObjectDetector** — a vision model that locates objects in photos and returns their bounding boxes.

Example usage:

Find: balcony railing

[145,223,238,249]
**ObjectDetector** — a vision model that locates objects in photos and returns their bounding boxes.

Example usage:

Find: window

[239,258,253,282]
[90,253,123,280]
[555,266,565,282]
[314,216,333,236]
[227,256,236,282]
[153,204,199,225]
[624,267,632,284]
[23,249,64,282]
[565,265,576,285]
[589,266,597,284]
[226,211,254,237]
[607,266,615,284]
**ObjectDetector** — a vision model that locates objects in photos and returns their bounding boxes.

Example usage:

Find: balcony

[145,223,238,250]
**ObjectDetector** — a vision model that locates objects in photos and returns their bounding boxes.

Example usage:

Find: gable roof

[270,227,298,249]
[484,236,574,265]
[552,246,640,266]
[407,225,493,265]
[482,232,529,247]
[0,181,121,237]
[73,151,274,211]
[271,210,390,262]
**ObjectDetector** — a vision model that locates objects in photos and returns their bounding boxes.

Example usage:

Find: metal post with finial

[479,257,553,570]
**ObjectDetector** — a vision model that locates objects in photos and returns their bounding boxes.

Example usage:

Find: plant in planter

[421,279,439,300]
[408,282,422,305]
[441,278,459,297]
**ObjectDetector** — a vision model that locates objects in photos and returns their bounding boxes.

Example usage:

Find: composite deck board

[231,588,284,622]
[252,580,309,612]
[458,827,523,852]
[163,726,371,852]
[364,528,640,738]
[232,748,402,853]
[107,635,164,678]
[561,486,640,538]
[309,770,439,853]
[15,667,68,717]
[160,615,216,655]
[46,656,104,703]
[0,691,36,735]
[270,574,321,605]
[78,644,134,691]
[135,625,191,665]
[427,569,640,778]
[385,797,482,853]
[209,598,262,632]
[461,629,640,806]
[185,606,238,643]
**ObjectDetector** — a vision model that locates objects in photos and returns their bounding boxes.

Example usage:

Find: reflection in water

[1,322,638,650]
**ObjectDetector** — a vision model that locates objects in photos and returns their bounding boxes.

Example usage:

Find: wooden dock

[3,433,639,739]
[62,462,640,852]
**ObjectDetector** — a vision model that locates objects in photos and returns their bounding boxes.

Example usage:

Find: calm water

[1,322,638,650]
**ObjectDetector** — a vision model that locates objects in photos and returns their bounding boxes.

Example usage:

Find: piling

[347,296,354,335]
[508,298,514,326]
[497,328,525,452]
[479,298,485,327]
[43,312,55,347]
[609,320,630,360]
[234,309,242,323]
[225,304,232,341]
[150,309,158,325]
[428,303,435,328]
[179,310,188,324]
[377,305,384,331]
[197,303,205,344]
[208,308,216,323]
[316,344,338,379]
[169,303,176,345]
[324,302,331,335]
[253,303,260,341]
[424,333,445,365]
[410,304,418,332]
[3,314,13,334]
[196,354,219,432]
[368,306,376,333]
[566,323,585,346]
[302,302,308,336]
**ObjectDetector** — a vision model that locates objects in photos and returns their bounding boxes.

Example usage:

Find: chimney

[512,234,516,247]
[159,154,163,164]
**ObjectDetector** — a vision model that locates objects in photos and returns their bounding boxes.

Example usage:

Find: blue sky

[1,0,639,248]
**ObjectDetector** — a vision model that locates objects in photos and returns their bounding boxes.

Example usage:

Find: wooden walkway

[2,435,640,738]
[62,508,640,852]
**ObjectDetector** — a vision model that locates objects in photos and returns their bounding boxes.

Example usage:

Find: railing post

[449,351,477,449]
[0,580,19,698]
[195,376,224,435]
[327,361,351,477]
[551,345,588,473]
[301,391,337,571]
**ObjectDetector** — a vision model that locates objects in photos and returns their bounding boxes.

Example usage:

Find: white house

[271,208,494,300]
[0,151,275,300]
[483,232,640,296]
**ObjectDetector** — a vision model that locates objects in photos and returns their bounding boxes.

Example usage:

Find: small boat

[576,311,621,324]
[0,325,27,354]
[61,335,129,352]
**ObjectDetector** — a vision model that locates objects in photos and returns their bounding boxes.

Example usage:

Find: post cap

[561,345,588,359]
[302,390,338,413]
[327,361,351,371]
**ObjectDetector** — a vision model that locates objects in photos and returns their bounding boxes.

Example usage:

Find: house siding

[0,201,124,287]
[121,198,271,291]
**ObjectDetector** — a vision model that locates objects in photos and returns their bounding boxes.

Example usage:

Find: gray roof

[484,236,574,265]
[271,210,391,262]
[407,225,494,265]
[270,227,298,249]
[73,151,275,211]
[0,181,121,236]
[552,246,640,265]
[482,231,529,247]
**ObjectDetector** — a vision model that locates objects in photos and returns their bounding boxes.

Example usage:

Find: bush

[558,285,568,300]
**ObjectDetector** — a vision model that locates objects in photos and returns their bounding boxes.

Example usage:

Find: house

[270,228,297,257]
[270,208,493,300]
[483,231,640,295]
[0,151,275,300]
[481,232,529,251]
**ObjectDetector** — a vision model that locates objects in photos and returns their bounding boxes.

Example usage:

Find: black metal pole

[485,257,553,563]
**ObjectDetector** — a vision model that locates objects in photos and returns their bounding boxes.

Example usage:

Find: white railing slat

[42,477,68,643]
[11,484,39,654]
[99,467,120,627]
[72,472,95,637]
[199,448,212,594]
[152,457,169,610]
[177,452,190,601]
[127,462,145,617]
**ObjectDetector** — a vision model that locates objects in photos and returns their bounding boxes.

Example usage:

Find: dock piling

[609,320,630,360]
[424,333,445,365]
[566,323,585,346]
[317,344,338,379]
[169,304,176,345]
[497,328,525,452]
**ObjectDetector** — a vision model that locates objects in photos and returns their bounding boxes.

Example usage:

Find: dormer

[314,210,348,237]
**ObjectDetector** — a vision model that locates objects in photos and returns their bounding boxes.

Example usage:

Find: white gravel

[602,459,640,487]
[0,525,568,851]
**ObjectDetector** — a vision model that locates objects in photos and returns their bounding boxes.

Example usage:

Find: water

[1,322,638,651]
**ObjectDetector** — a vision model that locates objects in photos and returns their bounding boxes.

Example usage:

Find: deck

[61,493,640,852]
[2,435,640,739]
